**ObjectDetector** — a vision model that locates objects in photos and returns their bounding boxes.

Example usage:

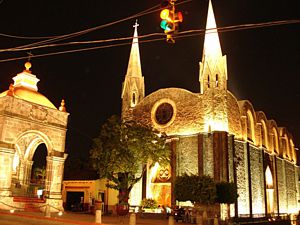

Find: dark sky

[0,0,299,161]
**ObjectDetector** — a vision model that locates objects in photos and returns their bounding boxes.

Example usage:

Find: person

[80,196,84,211]
[185,207,190,223]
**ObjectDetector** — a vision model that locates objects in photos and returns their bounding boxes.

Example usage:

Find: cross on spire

[133,20,139,28]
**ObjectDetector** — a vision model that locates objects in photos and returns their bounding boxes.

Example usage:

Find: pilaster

[0,145,15,196]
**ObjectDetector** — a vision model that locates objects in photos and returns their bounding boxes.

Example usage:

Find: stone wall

[276,158,287,213]
[235,140,249,215]
[285,161,297,213]
[0,96,68,152]
[176,135,198,176]
[249,145,265,214]
[228,135,234,182]
[203,133,214,177]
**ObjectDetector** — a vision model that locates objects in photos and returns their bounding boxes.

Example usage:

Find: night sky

[0,0,299,163]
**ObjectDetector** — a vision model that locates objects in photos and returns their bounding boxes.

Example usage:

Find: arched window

[131,92,137,107]
[215,74,219,87]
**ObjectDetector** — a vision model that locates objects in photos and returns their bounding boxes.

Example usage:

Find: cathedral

[122,0,300,217]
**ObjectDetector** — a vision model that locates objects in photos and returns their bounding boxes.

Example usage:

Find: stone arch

[246,110,255,143]
[238,100,257,144]
[11,130,54,193]
[15,130,53,159]
[268,120,279,156]
[256,111,269,150]
[289,138,296,163]
[279,128,292,160]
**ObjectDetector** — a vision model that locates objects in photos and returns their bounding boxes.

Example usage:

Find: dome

[0,86,57,109]
[0,62,57,109]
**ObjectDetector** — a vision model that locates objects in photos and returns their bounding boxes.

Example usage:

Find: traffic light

[160,9,173,32]
[159,1,183,43]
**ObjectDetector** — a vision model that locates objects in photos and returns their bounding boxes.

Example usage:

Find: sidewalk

[0,210,191,225]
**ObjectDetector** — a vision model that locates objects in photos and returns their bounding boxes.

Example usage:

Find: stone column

[0,145,15,196]
[24,161,33,185]
[46,155,66,199]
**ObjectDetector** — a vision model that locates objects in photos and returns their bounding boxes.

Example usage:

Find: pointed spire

[202,0,222,61]
[126,20,142,77]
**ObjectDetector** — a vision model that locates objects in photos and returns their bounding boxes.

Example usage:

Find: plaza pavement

[0,210,191,225]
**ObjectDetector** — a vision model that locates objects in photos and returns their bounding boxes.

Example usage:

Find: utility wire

[0,19,298,63]
[0,33,165,53]
[1,3,162,50]
[0,0,191,41]
[1,19,298,53]
[0,0,192,51]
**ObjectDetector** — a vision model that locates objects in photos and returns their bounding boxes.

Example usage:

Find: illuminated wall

[235,141,250,215]
[249,145,265,214]
[176,135,199,176]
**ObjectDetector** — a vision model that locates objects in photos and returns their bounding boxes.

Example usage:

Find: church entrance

[147,163,171,207]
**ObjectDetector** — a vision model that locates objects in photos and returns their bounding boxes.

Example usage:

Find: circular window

[155,103,174,125]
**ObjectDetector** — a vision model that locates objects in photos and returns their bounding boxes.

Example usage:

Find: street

[0,211,192,225]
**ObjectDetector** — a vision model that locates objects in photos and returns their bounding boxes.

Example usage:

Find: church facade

[0,62,68,212]
[122,1,299,217]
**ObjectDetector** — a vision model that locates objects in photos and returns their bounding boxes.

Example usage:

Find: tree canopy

[90,115,169,203]
[175,174,216,205]
[215,182,238,204]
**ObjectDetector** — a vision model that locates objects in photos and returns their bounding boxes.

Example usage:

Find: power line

[0,0,192,50]
[0,19,298,63]
[1,3,162,51]
[0,33,165,53]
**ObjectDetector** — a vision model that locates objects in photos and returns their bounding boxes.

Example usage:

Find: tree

[175,174,216,206]
[215,182,238,219]
[90,115,169,205]
[175,174,216,223]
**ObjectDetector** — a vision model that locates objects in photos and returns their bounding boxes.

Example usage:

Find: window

[216,74,219,87]
[131,92,136,106]
[207,75,210,88]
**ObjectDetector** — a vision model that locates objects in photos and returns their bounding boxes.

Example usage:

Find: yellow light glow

[205,119,228,132]
[265,166,273,189]
[160,9,170,20]
[266,189,274,214]
[146,162,159,199]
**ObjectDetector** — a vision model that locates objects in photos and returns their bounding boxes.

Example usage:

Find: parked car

[174,207,185,222]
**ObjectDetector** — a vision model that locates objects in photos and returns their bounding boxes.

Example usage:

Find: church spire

[125,21,143,78]
[199,0,229,132]
[202,0,222,61]
[121,21,145,119]
[199,0,227,94]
